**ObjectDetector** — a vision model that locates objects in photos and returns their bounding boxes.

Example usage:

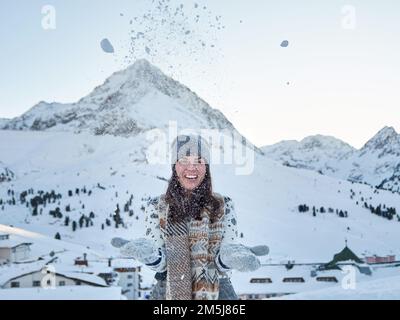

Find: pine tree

[376,205,382,216]
[79,215,85,228]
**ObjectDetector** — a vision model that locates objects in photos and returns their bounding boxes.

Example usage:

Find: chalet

[74,253,89,267]
[322,245,364,270]
[1,267,108,289]
[365,255,396,264]
[233,265,345,300]
[111,259,142,300]
[0,234,32,264]
[0,233,10,241]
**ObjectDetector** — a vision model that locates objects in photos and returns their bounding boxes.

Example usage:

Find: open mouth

[184,174,198,180]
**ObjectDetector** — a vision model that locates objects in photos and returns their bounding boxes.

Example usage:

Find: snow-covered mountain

[261,135,355,174]
[348,126,400,190]
[262,127,400,193]
[1,59,242,138]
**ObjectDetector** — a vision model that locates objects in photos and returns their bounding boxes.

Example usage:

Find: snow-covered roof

[0,286,126,300]
[0,239,32,249]
[58,272,107,287]
[111,258,141,269]
[0,263,107,287]
[232,265,358,296]
[0,262,43,285]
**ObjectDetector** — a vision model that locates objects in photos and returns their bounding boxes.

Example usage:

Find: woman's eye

[178,157,204,165]
[179,159,189,165]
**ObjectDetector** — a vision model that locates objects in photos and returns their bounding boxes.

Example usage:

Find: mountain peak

[129,58,153,70]
[124,58,162,77]
[376,126,398,138]
[362,126,399,151]
[299,134,354,150]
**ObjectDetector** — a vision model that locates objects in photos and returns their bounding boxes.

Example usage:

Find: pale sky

[0,0,399,149]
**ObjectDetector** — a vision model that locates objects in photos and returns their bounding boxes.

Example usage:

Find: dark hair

[165,164,222,223]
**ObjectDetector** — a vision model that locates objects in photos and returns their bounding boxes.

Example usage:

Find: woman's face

[175,156,207,191]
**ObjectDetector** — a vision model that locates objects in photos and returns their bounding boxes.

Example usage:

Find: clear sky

[1,0,399,148]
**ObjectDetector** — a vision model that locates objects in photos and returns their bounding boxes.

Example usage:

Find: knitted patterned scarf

[163,197,225,300]
[165,217,192,300]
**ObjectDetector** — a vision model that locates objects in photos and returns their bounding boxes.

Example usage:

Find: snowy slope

[0,129,399,264]
[0,118,9,128]
[0,161,14,184]
[0,286,126,300]
[262,127,400,193]
[276,274,400,300]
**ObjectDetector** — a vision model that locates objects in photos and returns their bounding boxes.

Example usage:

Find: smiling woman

[112,134,268,300]
[175,156,206,190]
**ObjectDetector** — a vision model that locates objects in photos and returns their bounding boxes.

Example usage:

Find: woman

[112,134,268,300]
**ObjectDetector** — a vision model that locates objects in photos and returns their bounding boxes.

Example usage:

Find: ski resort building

[0,233,32,264]
[111,259,142,300]
[1,266,108,289]
[364,255,396,264]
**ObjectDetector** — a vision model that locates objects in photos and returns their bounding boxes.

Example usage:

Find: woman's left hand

[219,243,261,272]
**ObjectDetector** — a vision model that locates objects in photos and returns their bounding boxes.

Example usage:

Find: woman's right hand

[111,237,161,264]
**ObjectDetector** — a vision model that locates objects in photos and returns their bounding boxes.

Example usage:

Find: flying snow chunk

[100,38,115,53]
[280,40,289,47]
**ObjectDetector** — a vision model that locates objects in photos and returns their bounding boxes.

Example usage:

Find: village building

[0,233,32,264]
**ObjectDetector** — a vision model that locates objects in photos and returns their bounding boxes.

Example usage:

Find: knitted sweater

[143,193,239,278]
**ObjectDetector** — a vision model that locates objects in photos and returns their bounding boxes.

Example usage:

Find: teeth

[185,175,198,179]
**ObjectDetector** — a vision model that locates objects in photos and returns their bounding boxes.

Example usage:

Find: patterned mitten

[111,237,129,248]
[111,237,161,264]
[219,243,261,272]
[249,245,269,256]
